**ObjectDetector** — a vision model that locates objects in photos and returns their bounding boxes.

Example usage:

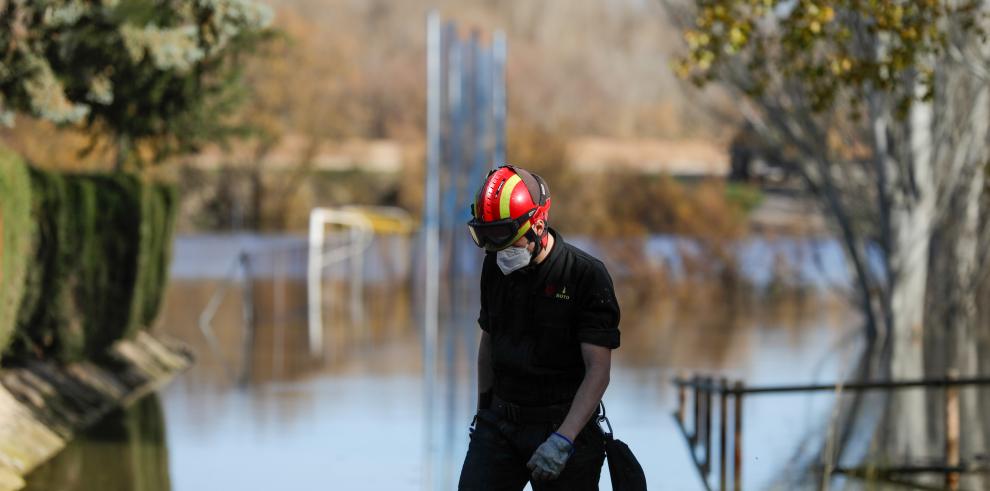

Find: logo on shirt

[544,283,571,300]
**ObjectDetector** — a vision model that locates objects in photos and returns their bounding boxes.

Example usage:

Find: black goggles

[466,207,537,251]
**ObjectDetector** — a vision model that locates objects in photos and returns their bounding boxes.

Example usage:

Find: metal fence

[673,373,990,491]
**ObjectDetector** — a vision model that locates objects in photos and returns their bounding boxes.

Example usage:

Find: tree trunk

[947,96,988,490]
[881,93,936,462]
[250,163,264,230]
[956,167,986,490]
[925,48,990,487]
[979,271,990,478]
[115,134,131,172]
[883,205,932,460]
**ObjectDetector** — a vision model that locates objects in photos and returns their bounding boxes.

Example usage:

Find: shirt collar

[531,227,563,274]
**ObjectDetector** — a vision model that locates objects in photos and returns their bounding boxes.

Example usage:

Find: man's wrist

[551,432,574,447]
[555,427,577,442]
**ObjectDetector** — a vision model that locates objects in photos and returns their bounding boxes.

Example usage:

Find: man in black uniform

[459,165,621,490]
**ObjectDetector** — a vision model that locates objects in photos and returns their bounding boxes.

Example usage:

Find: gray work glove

[526,432,574,481]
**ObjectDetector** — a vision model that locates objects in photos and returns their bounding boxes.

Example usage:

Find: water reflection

[22,234,862,490]
[24,395,171,491]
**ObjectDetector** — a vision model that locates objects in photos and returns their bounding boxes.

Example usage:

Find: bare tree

[665,0,990,482]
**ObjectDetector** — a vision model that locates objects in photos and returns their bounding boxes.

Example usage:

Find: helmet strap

[525,225,549,262]
[528,230,541,260]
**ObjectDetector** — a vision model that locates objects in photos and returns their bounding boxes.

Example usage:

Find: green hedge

[0,149,33,357]
[10,166,177,362]
[129,180,178,337]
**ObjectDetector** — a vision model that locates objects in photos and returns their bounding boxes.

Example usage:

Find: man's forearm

[555,364,609,441]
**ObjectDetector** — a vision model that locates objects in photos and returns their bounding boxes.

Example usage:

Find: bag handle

[597,401,614,439]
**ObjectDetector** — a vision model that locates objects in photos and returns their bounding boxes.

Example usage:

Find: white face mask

[496,245,533,275]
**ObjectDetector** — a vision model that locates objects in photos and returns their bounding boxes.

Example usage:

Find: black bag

[598,402,647,491]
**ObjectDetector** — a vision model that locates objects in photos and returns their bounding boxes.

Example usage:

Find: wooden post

[945,369,960,491]
[693,374,702,448]
[719,378,728,491]
[678,372,687,427]
[733,380,744,491]
[238,251,256,387]
[703,376,713,477]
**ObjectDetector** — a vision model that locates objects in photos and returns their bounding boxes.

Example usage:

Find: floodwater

[25,234,861,491]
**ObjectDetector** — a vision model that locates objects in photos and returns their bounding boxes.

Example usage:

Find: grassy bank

[0,150,177,362]
[0,149,33,357]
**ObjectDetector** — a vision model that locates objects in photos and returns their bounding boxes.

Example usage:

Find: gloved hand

[526,432,574,481]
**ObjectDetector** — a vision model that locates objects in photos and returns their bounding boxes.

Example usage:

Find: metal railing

[197,250,255,385]
[672,372,990,491]
[194,207,411,384]
[307,207,375,356]
[194,240,314,385]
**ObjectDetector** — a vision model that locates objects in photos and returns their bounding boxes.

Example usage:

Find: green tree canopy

[0,0,273,169]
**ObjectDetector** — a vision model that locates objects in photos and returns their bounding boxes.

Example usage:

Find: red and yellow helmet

[467,165,551,251]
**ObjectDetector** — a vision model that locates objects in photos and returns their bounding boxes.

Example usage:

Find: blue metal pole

[423,11,442,491]
[492,30,507,168]
[440,28,465,491]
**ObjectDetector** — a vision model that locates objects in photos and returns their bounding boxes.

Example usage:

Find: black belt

[489,394,571,424]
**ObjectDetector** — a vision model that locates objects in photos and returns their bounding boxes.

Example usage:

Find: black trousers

[457,409,606,491]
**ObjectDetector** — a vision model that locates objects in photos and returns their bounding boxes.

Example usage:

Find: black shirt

[478,228,621,406]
